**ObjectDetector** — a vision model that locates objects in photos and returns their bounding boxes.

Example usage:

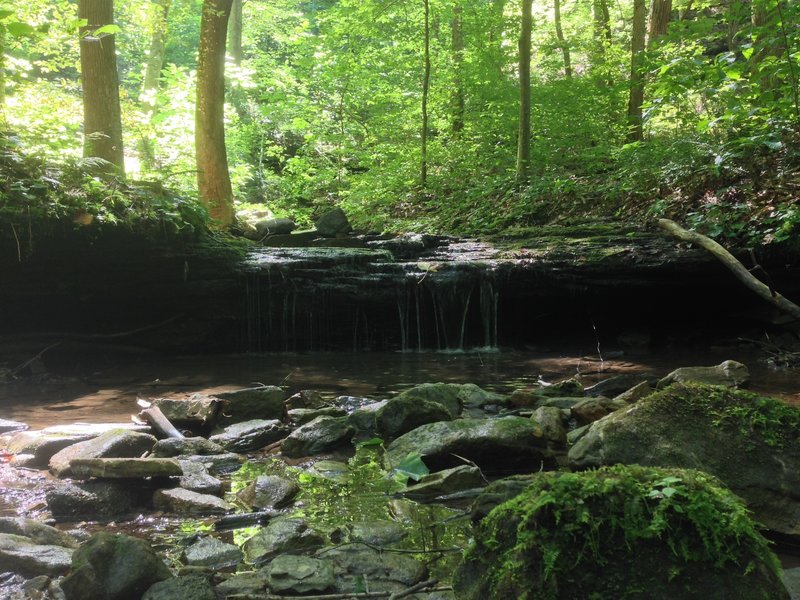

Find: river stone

[254,217,297,237]
[46,480,151,520]
[49,429,157,477]
[4,431,95,468]
[347,400,389,432]
[566,423,591,445]
[349,520,406,546]
[569,383,800,534]
[142,575,215,600]
[0,517,77,548]
[537,377,584,397]
[657,359,749,388]
[458,383,508,409]
[237,475,299,510]
[178,461,223,495]
[394,383,463,418]
[260,230,317,247]
[242,518,325,565]
[175,452,244,475]
[315,207,352,237]
[0,533,73,576]
[584,374,657,397]
[281,416,355,458]
[468,474,538,522]
[783,568,800,600]
[183,536,242,570]
[152,436,225,458]
[151,394,223,430]
[289,406,347,425]
[153,488,231,516]
[286,389,328,410]
[404,465,485,502]
[213,386,286,424]
[209,419,288,452]
[570,397,627,426]
[613,380,654,404]
[214,572,267,596]
[375,396,453,440]
[265,555,335,594]
[60,532,171,600]
[0,419,28,434]
[323,546,427,594]
[69,457,182,479]
[384,417,555,474]
[453,466,790,600]
[531,406,568,447]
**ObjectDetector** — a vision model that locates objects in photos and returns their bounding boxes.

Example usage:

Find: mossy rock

[453,465,789,600]
[568,383,800,534]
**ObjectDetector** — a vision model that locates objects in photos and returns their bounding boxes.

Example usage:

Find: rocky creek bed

[1,357,799,599]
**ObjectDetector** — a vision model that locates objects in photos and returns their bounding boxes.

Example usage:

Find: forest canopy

[0,0,798,244]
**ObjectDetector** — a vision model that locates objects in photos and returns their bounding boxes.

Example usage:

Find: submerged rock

[281,416,355,458]
[323,545,427,594]
[265,555,335,594]
[454,465,789,600]
[49,429,157,477]
[657,359,749,388]
[209,419,288,452]
[242,518,325,565]
[569,383,800,534]
[183,536,242,570]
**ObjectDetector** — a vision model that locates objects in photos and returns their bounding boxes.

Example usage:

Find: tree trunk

[0,26,6,113]
[451,4,465,134]
[140,0,171,115]
[79,0,125,176]
[421,0,431,188]
[626,0,646,143]
[727,0,745,51]
[196,0,234,227]
[228,0,243,65]
[554,0,572,78]
[516,0,533,183]
[593,0,612,84]
[647,0,672,47]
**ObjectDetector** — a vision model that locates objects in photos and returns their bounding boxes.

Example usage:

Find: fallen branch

[139,406,184,439]
[658,219,800,321]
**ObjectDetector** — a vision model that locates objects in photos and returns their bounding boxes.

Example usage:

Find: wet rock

[214,572,267,597]
[311,237,365,248]
[404,465,485,502]
[570,397,627,426]
[150,395,223,431]
[347,400,388,432]
[533,396,585,410]
[531,406,568,447]
[349,521,406,546]
[468,474,538,521]
[260,230,317,247]
[285,389,328,410]
[61,532,171,600]
[242,518,325,565]
[4,431,95,469]
[458,384,508,410]
[265,555,335,594]
[374,396,453,440]
[566,424,591,445]
[289,406,347,425]
[254,217,297,237]
[0,533,73,577]
[308,460,349,480]
[323,546,427,594]
[613,380,653,404]
[657,360,749,388]
[151,436,225,458]
[281,416,355,458]
[365,233,437,259]
[336,395,373,413]
[174,452,244,475]
[178,461,223,495]
[0,518,77,548]
[153,488,231,516]
[49,429,157,478]
[569,383,800,535]
[213,386,286,424]
[47,480,151,520]
[0,419,28,434]
[183,536,242,570]
[783,568,800,600]
[69,457,182,479]
[315,207,352,237]
[237,475,299,510]
[142,575,215,600]
[384,417,555,474]
[394,383,463,418]
[537,378,584,397]
[209,419,288,452]
[584,374,657,398]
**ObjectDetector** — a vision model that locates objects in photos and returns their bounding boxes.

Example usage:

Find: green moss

[454,465,787,600]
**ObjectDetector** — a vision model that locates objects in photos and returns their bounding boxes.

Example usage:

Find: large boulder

[69,458,182,479]
[253,217,297,238]
[209,419,288,452]
[150,394,223,431]
[393,383,464,418]
[46,480,153,521]
[314,208,352,237]
[153,488,231,516]
[453,465,790,600]
[281,416,355,458]
[384,417,556,474]
[49,429,157,477]
[657,360,749,388]
[0,533,74,577]
[242,518,325,565]
[237,475,299,510]
[374,396,453,440]
[569,383,800,534]
[213,386,286,424]
[61,533,171,600]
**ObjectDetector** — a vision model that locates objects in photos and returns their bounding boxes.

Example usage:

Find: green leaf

[92,24,120,36]
[6,22,36,37]
[356,437,384,448]
[394,452,429,482]
[0,10,13,20]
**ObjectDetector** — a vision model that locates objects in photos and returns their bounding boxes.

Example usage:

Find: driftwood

[214,510,279,531]
[658,219,800,321]
[225,579,448,600]
[138,406,185,439]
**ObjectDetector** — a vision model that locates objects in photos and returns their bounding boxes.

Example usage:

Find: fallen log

[224,579,448,600]
[658,219,800,321]
[139,406,185,439]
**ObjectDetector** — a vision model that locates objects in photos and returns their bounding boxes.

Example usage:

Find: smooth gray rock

[314,207,352,237]
[613,380,654,404]
[60,532,171,600]
[4,431,95,468]
[531,406,568,447]
[374,396,453,440]
[47,480,151,520]
[174,452,244,475]
[289,406,347,425]
[403,465,485,501]
[152,436,226,458]
[49,429,157,477]
[281,416,355,458]
[0,533,73,576]
[153,488,231,516]
[570,397,627,426]
[265,555,335,594]
[242,519,325,565]
[394,383,463,418]
[69,458,182,479]
[142,575,215,600]
[237,475,299,510]
[349,521,406,546]
[657,360,749,388]
[178,461,223,495]
[213,386,286,424]
[214,572,267,597]
[254,217,297,237]
[183,536,242,570]
[210,419,288,452]
[151,394,223,430]
[323,546,427,594]
[0,517,77,548]
[0,419,28,434]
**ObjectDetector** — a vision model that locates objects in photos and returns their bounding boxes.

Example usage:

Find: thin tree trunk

[516,0,533,182]
[626,0,646,143]
[196,0,234,226]
[647,0,672,47]
[140,0,171,114]
[451,4,465,134]
[79,0,125,176]
[593,0,612,85]
[228,0,243,65]
[421,0,431,188]
[727,0,745,51]
[0,26,6,114]
[554,0,572,78]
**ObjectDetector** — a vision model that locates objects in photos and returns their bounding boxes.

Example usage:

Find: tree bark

[450,4,465,134]
[727,0,745,51]
[626,0,646,143]
[593,0,612,85]
[421,0,431,188]
[647,0,672,47]
[516,0,533,183]
[140,0,171,115]
[554,0,572,78]
[79,0,125,176]
[658,219,800,321]
[196,0,234,226]
[228,0,243,65]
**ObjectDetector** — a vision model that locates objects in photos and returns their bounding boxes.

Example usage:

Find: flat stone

[183,536,242,570]
[214,572,267,597]
[0,533,73,576]
[209,419,288,452]
[242,518,325,565]
[178,461,223,495]
[4,431,95,468]
[46,480,152,521]
[213,386,286,424]
[142,575,216,600]
[69,458,182,479]
[0,419,28,434]
[323,546,427,594]
[260,230,317,247]
[265,554,335,594]
[533,397,585,410]
[49,429,157,477]
[404,465,485,502]
[151,394,223,430]
[289,406,347,425]
[281,416,354,458]
[175,452,244,475]
[152,436,226,458]
[0,517,77,548]
[237,475,299,510]
[153,488,232,516]
[657,360,749,388]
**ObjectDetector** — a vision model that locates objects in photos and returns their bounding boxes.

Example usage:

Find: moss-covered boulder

[568,383,800,534]
[453,466,789,600]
